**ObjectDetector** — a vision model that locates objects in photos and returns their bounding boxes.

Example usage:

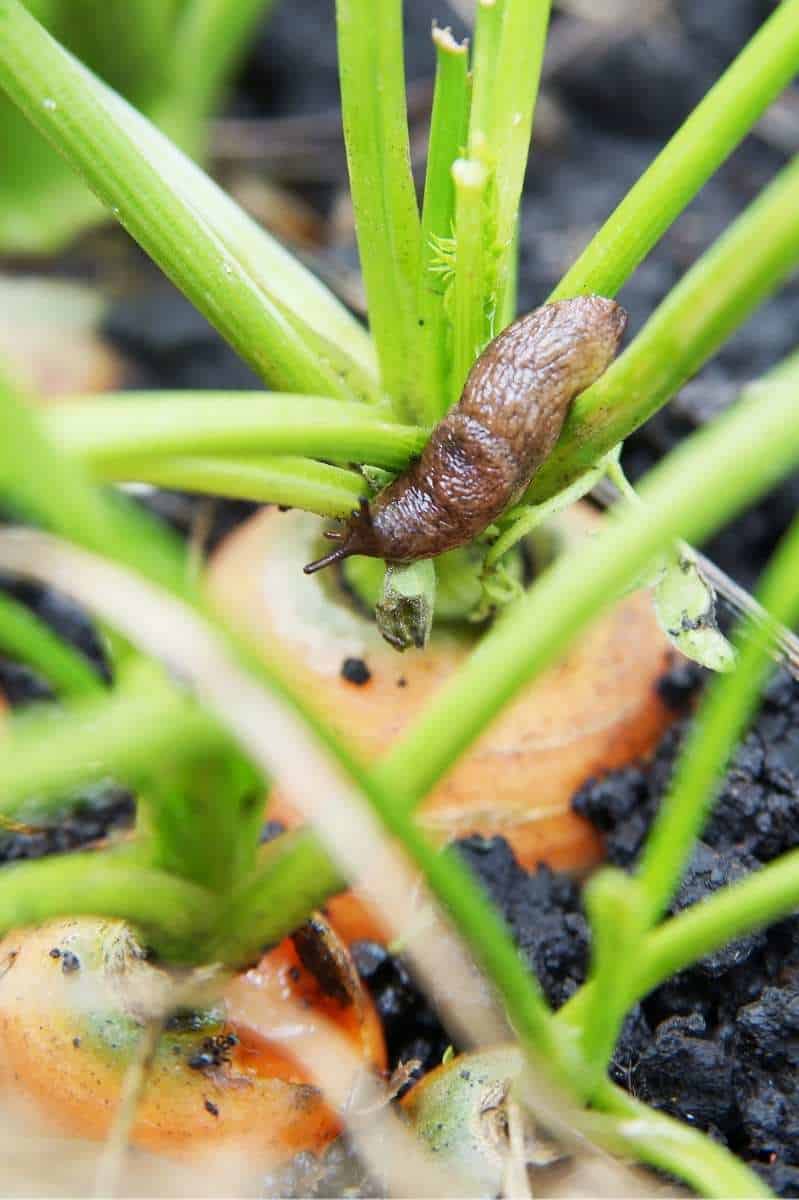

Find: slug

[304,296,627,574]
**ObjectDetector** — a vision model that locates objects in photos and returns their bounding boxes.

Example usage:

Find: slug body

[305,296,626,573]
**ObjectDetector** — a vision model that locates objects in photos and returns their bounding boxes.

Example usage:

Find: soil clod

[340,657,371,686]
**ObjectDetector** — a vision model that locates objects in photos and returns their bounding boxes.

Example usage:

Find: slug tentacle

[304,297,626,573]
[304,498,381,574]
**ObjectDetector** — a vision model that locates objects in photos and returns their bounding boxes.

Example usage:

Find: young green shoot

[336,0,421,419]
[451,157,490,401]
[417,25,469,424]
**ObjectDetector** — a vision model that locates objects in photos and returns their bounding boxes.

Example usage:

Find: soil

[1,0,798,1193]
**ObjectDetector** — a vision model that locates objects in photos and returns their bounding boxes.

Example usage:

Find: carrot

[0,914,385,1160]
[209,503,675,883]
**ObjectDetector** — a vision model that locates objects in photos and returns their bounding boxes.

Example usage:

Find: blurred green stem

[100,455,366,518]
[0,662,225,817]
[46,392,424,472]
[418,26,469,424]
[0,850,216,962]
[0,590,103,697]
[164,0,277,150]
[336,0,422,419]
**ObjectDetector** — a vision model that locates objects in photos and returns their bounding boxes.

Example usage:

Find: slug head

[578,295,628,373]
[303,498,382,575]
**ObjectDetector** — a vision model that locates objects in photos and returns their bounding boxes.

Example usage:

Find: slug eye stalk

[303,498,380,574]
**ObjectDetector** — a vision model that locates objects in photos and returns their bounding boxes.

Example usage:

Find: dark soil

[0,572,133,860]
[350,939,448,1079]
[454,659,799,1195]
[0,782,133,863]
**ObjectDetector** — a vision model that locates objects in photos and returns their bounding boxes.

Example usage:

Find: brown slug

[304,296,627,574]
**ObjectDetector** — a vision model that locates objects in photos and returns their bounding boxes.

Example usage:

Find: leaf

[653,547,736,672]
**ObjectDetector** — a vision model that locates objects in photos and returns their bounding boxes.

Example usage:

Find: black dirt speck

[340,657,371,686]
[188,1033,237,1072]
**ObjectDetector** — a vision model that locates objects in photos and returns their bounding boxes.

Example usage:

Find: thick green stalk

[527,153,799,504]
[467,0,504,157]
[578,869,645,1095]
[103,64,379,396]
[106,68,379,396]
[97,455,366,519]
[490,0,552,313]
[0,851,217,961]
[0,590,103,697]
[418,26,469,424]
[636,521,799,922]
[0,1,358,400]
[374,375,799,808]
[336,0,422,420]
[550,0,799,301]
[46,392,426,472]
